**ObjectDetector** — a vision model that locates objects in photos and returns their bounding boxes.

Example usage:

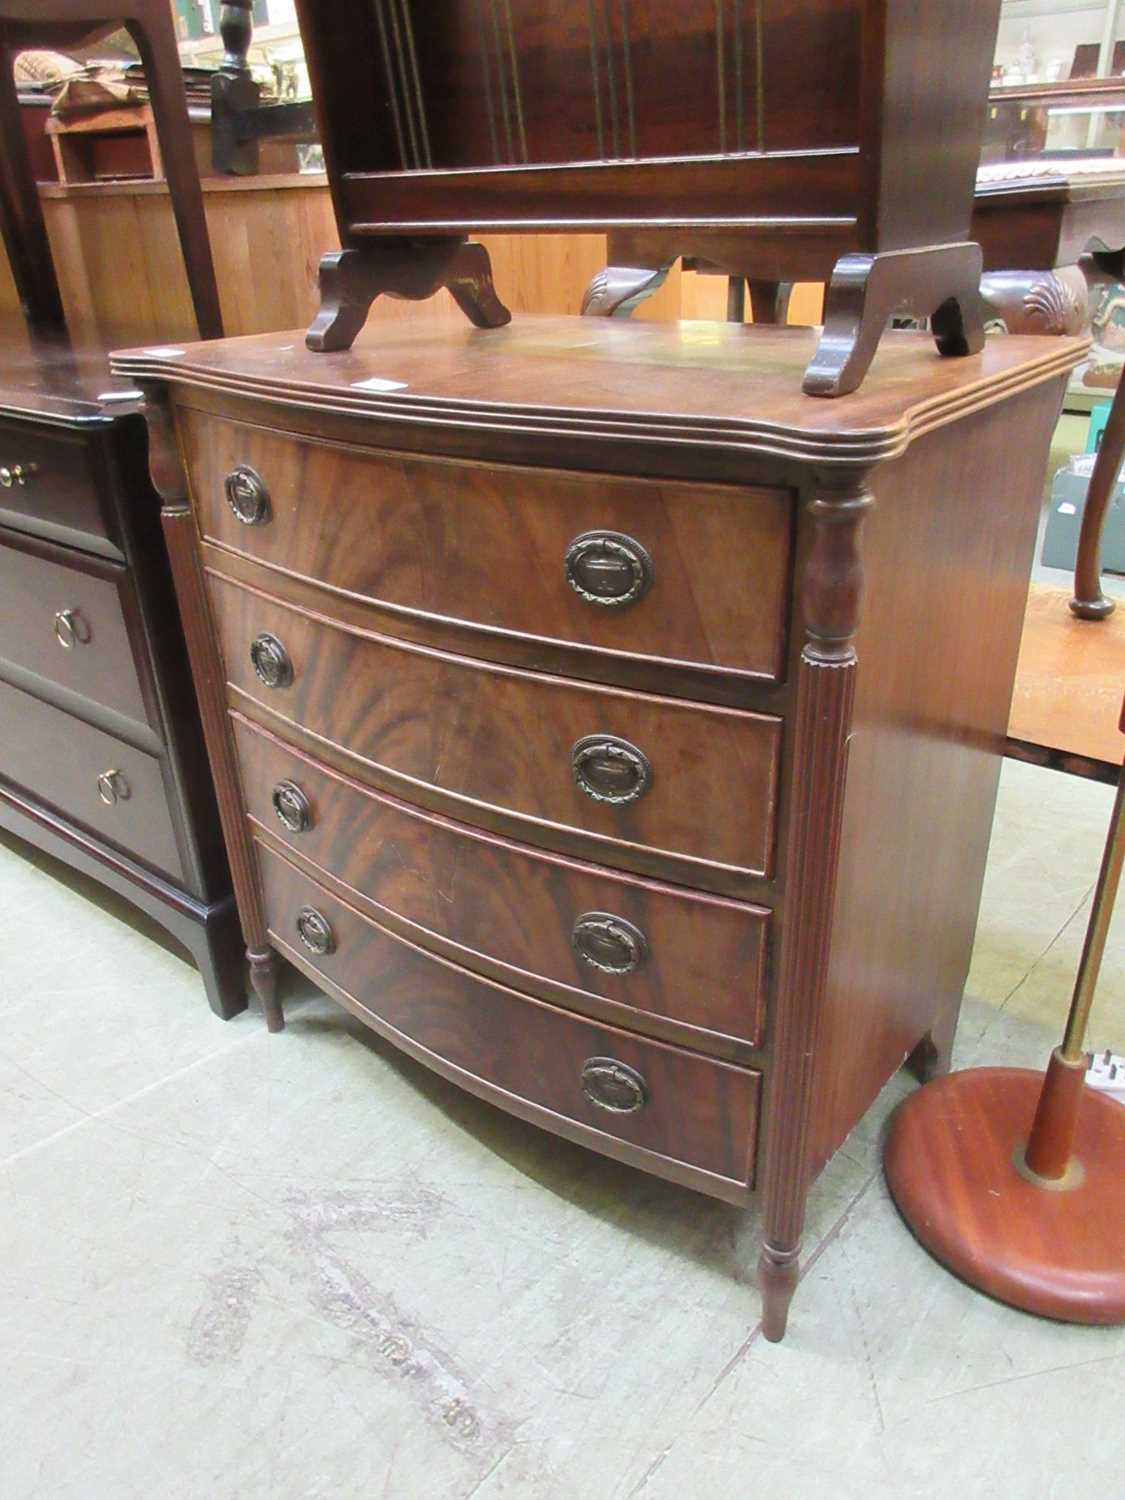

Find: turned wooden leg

[1070,371,1123,621]
[757,1241,800,1343]
[308,240,510,352]
[804,243,984,397]
[581,263,672,317]
[248,945,284,1032]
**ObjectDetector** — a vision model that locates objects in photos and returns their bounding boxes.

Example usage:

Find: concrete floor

[0,757,1121,1500]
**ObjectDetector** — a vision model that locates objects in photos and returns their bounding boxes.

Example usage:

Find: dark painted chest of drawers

[112,315,1085,1341]
[0,338,243,1018]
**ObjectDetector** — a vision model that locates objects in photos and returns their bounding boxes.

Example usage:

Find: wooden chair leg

[0,41,66,332]
[124,6,223,339]
[1070,373,1122,621]
[804,243,984,398]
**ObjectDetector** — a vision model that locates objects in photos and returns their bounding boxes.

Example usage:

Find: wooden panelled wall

[0,174,824,347]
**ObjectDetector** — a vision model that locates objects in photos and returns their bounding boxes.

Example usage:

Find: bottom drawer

[0,678,184,882]
[257,840,760,1191]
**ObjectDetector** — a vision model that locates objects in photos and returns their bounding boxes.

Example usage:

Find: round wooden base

[885,1068,1125,1324]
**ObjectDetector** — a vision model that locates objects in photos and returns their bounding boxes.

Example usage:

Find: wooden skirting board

[1008,584,1124,783]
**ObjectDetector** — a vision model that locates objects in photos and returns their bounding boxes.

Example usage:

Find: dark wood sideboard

[0,336,243,1018]
[112,317,1085,1341]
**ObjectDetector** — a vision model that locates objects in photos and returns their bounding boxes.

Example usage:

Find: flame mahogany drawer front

[0,677,184,882]
[182,408,792,684]
[233,714,769,1053]
[0,537,152,731]
[0,420,117,556]
[208,571,782,887]
[256,838,761,1186]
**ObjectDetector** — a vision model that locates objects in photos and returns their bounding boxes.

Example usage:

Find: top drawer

[179,408,792,685]
[0,419,118,556]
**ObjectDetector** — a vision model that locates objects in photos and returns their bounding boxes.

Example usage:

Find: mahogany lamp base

[885,1067,1125,1324]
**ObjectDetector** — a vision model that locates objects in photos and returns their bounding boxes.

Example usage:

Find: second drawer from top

[208,570,782,890]
[0,533,153,733]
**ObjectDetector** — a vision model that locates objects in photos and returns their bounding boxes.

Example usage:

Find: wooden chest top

[112,317,1086,470]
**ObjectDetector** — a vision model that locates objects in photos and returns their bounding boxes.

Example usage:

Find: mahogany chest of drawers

[112,316,1084,1340]
[0,340,242,1018]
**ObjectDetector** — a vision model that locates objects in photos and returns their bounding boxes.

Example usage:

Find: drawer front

[211,573,781,883]
[234,715,769,1049]
[0,538,151,730]
[0,421,116,553]
[0,679,183,881]
[183,409,791,682]
[257,840,760,1186]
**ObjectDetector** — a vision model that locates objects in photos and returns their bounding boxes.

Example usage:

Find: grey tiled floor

[0,758,1121,1500]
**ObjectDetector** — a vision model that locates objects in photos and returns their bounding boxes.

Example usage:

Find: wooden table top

[1009,585,1124,781]
[0,329,142,426]
[111,317,1086,468]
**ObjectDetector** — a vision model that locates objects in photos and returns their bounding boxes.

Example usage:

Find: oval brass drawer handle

[0,462,35,488]
[572,912,648,975]
[250,632,293,689]
[581,1057,648,1115]
[565,530,652,608]
[272,780,312,833]
[224,464,271,526]
[571,734,651,805]
[296,905,335,956]
[96,768,130,806]
[54,608,90,649]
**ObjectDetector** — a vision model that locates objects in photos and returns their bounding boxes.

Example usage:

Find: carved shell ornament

[1022,275,1082,334]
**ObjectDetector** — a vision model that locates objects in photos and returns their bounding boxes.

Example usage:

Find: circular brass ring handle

[296,905,335,956]
[250,632,293,689]
[571,735,652,805]
[224,464,271,526]
[581,1057,648,1114]
[564,530,653,608]
[571,912,648,975]
[96,769,130,806]
[272,780,312,834]
[0,462,35,488]
[54,608,89,649]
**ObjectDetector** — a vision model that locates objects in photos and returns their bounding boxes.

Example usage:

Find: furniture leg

[756,471,872,1341]
[581,262,672,317]
[183,893,247,1021]
[804,243,984,397]
[444,240,512,329]
[0,38,66,331]
[907,989,962,1085]
[307,239,510,351]
[727,276,746,322]
[747,279,786,324]
[124,8,223,339]
[248,944,284,1032]
[1070,369,1123,621]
